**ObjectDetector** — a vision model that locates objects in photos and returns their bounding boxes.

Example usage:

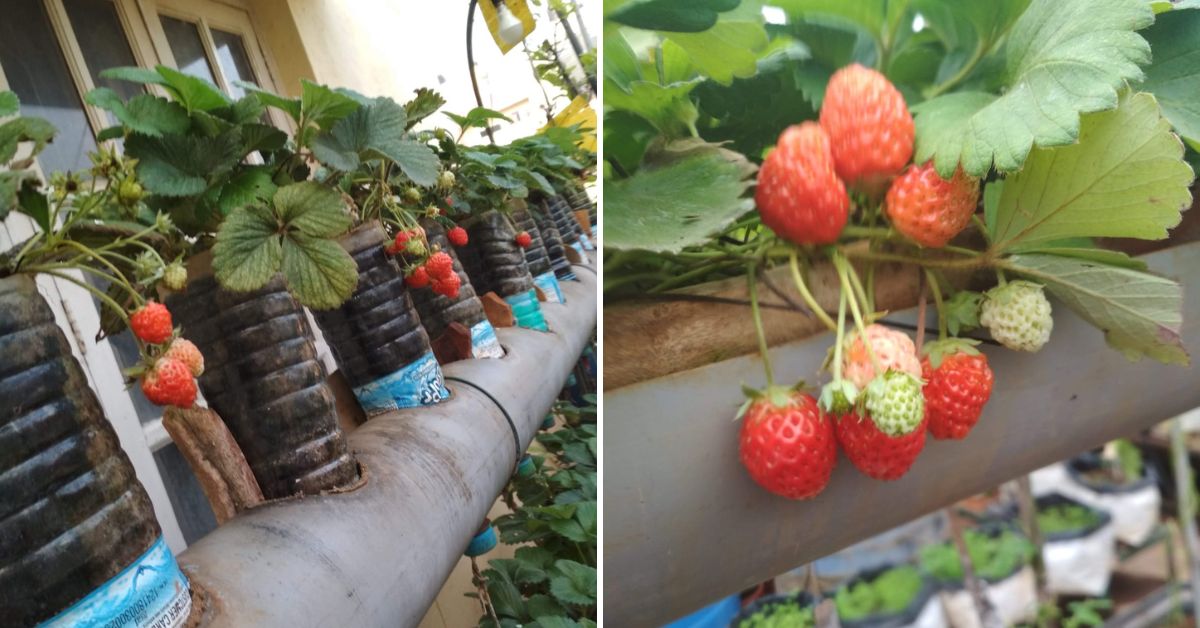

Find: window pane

[0,0,97,173]
[160,15,217,84]
[63,0,141,101]
[211,29,257,100]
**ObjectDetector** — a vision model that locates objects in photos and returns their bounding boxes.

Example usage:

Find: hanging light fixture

[493,0,526,46]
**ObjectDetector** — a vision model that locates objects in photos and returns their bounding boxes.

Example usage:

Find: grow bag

[167,266,358,499]
[0,275,190,627]
[409,219,503,360]
[534,201,577,281]
[311,222,450,413]
[1032,454,1161,546]
[837,565,947,628]
[464,210,548,331]
[512,206,565,303]
[1037,493,1116,596]
[931,526,1038,628]
[731,592,816,627]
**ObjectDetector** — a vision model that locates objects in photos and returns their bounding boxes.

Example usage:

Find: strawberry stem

[834,252,884,377]
[833,285,847,381]
[788,251,837,332]
[748,265,775,388]
[925,269,948,340]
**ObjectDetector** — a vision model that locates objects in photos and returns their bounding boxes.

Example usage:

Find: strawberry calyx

[818,379,859,415]
[922,337,982,369]
[737,382,807,420]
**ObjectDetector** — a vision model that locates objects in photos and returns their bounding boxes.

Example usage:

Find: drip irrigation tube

[177,272,596,627]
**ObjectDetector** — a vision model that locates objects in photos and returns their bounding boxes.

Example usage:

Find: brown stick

[162,406,264,524]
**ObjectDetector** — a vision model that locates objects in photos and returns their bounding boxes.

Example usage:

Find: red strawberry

[739,389,837,500]
[836,411,926,481]
[819,64,914,188]
[886,163,979,248]
[130,301,173,344]
[755,122,849,244]
[515,231,532,248]
[386,230,412,255]
[406,266,431,289]
[425,251,454,280]
[448,226,469,247]
[922,341,993,440]
[433,272,462,299]
[164,338,204,377]
[141,358,197,407]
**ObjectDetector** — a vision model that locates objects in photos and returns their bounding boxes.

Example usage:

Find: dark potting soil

[409,219,490,340]
[167,274,358,500]
[0,275,162,626]
[311,224,437,388]
[464,210,536,299]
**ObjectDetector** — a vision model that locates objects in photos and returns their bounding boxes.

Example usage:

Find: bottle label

[578,233,595,251]
[353,351,449,413]
[470,320,504,359]
[41,536,191,628]
[506,289,548,331]
[570,241,587,257]
[533,272,565,304]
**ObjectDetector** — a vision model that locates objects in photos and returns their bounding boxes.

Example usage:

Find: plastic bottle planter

[565,185,597,229]
[409,220,503,360]
[547,195,588,257]
[465,210,548,332]
[533,202,576,281]
[310,223,450,415]
[464,519,498,557]
[0,276,191,627]
[512,207,565,303]
[167,271,358,499]
[541,414,556,430]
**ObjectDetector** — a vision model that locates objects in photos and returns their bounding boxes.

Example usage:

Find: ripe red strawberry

[425,251,454,280]
[130,301,173,344]
[755,122,849,244]
[819,64,914,188]
[164,338,204,377]
[739,389,837,500]
[386,230,412,256]
[432,272,462,299]
[886,163,979,248]
[141,358,197,407]
[515,231,532,248]
[448,226,469,247]
[406,266,431,289]
[922,341,994,440]
[836,411,926,481]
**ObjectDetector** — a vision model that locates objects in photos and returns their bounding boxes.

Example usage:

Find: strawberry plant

[603,0,1198,499]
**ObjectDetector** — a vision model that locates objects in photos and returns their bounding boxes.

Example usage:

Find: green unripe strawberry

[118,179,144,205]
[980,280,1053,352]
[404,238,427,257]
[863,370,925,436]
[162,262,188,291]
[438,170,456,190]
[404,187,422,203]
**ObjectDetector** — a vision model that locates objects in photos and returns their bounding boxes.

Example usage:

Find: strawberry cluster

[385,226,464,299]
[129,301,203,408]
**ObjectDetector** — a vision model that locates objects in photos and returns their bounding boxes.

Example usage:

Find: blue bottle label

[506,289,548,331]
[578,233,595,251]
[533,272,565,304]
[570,241,586,257]
[352,351,449,413]
[470,320,504,359]
[41,536,190,628]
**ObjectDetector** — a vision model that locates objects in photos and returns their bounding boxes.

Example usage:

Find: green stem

[926,41,986,99]
[844,261,873,317]
[841,247,987,271]
[748,266,775,387]
[57,240,141,301]
[788,252,837,332]
[31,269,130,326]
[840,225,894,240]
[834,252,883,376]
[833,287,847,382]
[925,268,947,340]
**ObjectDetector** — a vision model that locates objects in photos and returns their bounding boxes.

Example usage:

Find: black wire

[444,376,523,469]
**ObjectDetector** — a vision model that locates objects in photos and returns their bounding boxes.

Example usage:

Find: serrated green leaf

[0,91,18,117]
[301,80,360,131]
[240,123,288,154]
[86,89,190,137]
[238,81,302,121]
[444,106,512,131]
[608,0,741,32]
[605,140,756,252]
[574,501,597,535]
[100,66,169,87]
[548,519,589,542]
[218,167,277,215]
[533,618,581,628]
[515,546,556,569]
[525,595,567,622]
[157,66,229,112]
[912,0,1155,177]
[482,566,526,620]
[549,560,596,606]
[663,10,768,85]
[1006,253,1187,364]
[1138,6,1200,144]
[97,126,125,142]
[280,233,357,309]
[372,138,439,187]
[0,172,21,220]
[274,181,351,237]
[913,0,1031,56]
[991,92,1194,251]
[17,181,49,232]
[126,132,242,197]
[403,87,446,129]
[212,204,282,293]
[0,117,55,164]
[944,290,983,336]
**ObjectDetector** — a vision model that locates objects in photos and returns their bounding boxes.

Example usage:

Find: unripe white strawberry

[864,370,925,436]
[980,280,1053,352]
[842,324,921,389]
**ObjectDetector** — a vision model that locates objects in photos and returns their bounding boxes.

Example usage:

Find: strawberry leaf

[549,560,597,607]
[1137,5,1200,145]
[1006,253,1188,365]
[990,92,1194,252]
[911,0,1154,177]
[604,140,756,253]
[944,290,983,336]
